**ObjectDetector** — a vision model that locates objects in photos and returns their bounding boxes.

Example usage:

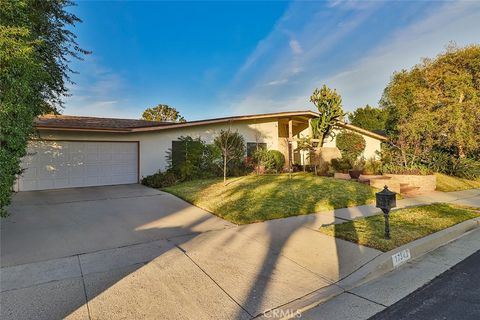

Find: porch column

[308,118,313,137]
[288,119,293,172]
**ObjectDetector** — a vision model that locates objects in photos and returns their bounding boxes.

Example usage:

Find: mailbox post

[375,186,397,239]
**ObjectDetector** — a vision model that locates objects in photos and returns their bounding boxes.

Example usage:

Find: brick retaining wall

[384,174,436,192]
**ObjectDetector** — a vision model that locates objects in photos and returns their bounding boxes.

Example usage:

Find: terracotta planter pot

[349,170,362,179]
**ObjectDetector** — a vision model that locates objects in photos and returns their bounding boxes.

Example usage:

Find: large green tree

[141,104,186,122]
[0,0,88,216]
[381,45,480,165]
[348,104,387,132]
[310,85,346,147]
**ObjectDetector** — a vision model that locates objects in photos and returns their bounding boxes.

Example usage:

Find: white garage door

[18,140,138,191]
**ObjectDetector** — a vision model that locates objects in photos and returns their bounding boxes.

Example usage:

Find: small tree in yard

[214,129,245,184]
[309,85,346,174]
[295,136,313,172]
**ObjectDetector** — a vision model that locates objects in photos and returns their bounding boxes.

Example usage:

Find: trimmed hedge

[336,131,366,163]
[253,149,285,173]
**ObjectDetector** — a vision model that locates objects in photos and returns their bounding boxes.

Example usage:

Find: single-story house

[15,110,386,191]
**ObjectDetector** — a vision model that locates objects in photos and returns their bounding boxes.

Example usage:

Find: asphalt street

[371,249,480,320]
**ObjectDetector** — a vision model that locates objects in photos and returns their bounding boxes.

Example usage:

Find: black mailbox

[376,186,396,211]
[375,186,396,240]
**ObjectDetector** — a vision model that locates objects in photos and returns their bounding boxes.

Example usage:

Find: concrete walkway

[297,188,480,229]
[1,186,479,319]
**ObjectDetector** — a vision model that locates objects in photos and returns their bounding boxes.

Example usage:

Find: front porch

[277,115,312,169]
[276,115,340,170]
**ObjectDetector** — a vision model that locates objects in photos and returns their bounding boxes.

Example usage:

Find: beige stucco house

[16,110,386,191]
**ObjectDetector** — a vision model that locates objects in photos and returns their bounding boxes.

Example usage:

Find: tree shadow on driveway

[0,183,381,319]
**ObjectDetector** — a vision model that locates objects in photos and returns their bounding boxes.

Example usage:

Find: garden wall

[384,174,437,192]
[369,177,401,193]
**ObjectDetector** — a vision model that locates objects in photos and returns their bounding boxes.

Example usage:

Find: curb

[338,216,480,290]
[258,216,480,320]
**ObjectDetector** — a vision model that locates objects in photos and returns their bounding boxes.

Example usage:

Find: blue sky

[65,0,480,120]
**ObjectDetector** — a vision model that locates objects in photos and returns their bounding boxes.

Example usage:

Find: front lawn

[435,173,480,192]
[319,203,479,252]
[163,173,377,224]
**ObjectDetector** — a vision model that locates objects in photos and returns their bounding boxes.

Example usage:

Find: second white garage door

[18,140,138,191]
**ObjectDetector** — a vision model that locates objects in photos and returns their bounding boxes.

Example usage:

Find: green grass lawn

[319,203,479,252]
[435,173,480,192]
[163,173,377,224]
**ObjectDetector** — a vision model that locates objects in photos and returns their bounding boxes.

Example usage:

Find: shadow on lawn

[212,174,376,224]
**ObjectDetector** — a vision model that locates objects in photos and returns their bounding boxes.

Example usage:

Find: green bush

[424,151,451,174]
[253,149,285,173]
[352,158,365,171]
[167,136,222,180]
[449,158,480,180]
[331,158,352,173]
[316,161,331,176]
[363,157,383,175]
[425,151,480,179]
[202,144,223,176]
[141,171,178,188]
[267,150,285,173]
[336,131,366,163]
[228,158,250,177]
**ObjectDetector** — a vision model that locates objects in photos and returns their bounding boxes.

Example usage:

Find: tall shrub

[253,149,285,174]
[336,131,366,165]
[310,85,346,147]
[0,1,88,216]
[167,136,221,180]
[268,150,285,173]
[381,45,480,165]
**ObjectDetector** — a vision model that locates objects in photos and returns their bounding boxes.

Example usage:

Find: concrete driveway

[1,184,233,267]
[1,184,382,320]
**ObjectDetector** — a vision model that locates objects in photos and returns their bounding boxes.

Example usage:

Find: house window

[246,142,267,157]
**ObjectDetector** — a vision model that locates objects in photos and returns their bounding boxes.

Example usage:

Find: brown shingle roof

[35,115,172,131]
[34,111,387,141]
[35,111,319,132]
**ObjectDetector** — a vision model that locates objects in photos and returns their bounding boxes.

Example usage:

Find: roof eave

[34,111,387,141]
[36,126,132,133]
[131,111,320,132]
[336,122,388,141]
